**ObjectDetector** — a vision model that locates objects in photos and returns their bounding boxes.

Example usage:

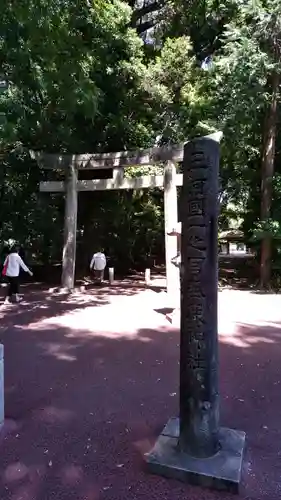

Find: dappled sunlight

[23,293,109,310]
[219,289,281,322]
[60,464,84,487]
[37,341,80,361]
[7,467,44,500]
[27,314,164,341]
[69,328,154,342]
[218,289,281,348]
[1,460,101,500]
[35,406,75,424]
[2,288,281,500]
[34,328,154,365]
[64,329,153,342]
[220,327,277,348]
[220,320,281,348]
[133,437,155,456]
[0,284,161,335]
[44,291,109,306]
[3,462,30,482]
[19,289,170,345]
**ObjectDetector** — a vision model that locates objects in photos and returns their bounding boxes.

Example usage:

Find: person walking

[90,249,106,283]
[2,245,33,303]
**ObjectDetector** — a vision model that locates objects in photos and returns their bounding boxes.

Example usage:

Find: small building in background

[219,229,248,255]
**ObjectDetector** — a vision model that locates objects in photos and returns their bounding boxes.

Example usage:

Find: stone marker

[145,268,151,284]
[145,133,245,493]
[109,267,114,284]
[0,344,4,427]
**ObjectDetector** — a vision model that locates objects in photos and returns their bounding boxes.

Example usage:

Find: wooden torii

[31,142,185,295]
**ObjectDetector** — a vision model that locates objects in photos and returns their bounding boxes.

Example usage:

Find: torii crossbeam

[31,142,184,295]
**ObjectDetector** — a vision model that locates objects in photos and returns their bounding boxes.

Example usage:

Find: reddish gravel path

[0,285,281,500]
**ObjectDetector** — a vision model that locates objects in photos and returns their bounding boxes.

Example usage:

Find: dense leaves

[1,0,281,285]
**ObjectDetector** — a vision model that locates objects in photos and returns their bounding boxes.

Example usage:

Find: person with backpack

[90,249,106,284]
[2,245,33,303]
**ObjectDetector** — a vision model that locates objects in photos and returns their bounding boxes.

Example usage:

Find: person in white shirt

[2,245,33,303]
[90,250,106,283]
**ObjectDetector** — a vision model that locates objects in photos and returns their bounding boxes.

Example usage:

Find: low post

[145,134,245,493]
[113,167,124,185]
[164,161,180,304]
[145,268,151,285]
[0,344,4,427]
[61,160,78,290]
[109,267,114,284]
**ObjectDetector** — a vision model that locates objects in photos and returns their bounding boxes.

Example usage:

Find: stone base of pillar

[145,418,245,494]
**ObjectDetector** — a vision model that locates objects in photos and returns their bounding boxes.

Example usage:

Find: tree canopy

[1,0,281,287]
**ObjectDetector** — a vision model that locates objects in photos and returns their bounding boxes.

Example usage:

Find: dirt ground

[0,283,280,500]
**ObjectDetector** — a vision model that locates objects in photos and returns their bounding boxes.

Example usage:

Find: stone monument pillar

[145,133,245,493]
[180,134,219,457]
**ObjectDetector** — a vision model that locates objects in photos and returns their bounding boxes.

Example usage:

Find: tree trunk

[260,71,279,288]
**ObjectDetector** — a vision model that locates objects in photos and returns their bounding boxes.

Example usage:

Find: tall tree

[0,0,204,266]
[206,0,281,287]
[255,3,281,287]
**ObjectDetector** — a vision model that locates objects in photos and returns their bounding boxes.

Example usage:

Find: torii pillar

[61,160,78,290]
[164,162,180,304]
[145,133,245,493]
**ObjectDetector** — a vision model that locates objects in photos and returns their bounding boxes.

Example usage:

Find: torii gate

[31,143,185,295]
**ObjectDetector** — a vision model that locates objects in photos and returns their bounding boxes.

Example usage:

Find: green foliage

[251,219,281,241]
[1,0,281,281]
[145,36,205,142]
[1,0,153,152]
[77,188,165,271]
[0,0,201,270]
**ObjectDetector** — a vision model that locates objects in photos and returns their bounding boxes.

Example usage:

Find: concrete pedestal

[146,418,245,494]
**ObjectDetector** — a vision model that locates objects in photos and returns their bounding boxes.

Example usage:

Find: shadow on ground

[0,287,280,500]
[0,282,159,325]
